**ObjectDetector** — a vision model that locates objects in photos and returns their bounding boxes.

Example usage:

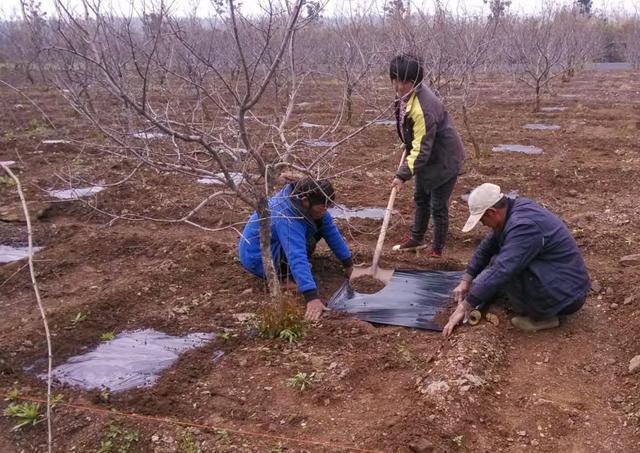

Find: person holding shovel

[238,178,353,321]
[442,183,591,337]
[389,54,465,256]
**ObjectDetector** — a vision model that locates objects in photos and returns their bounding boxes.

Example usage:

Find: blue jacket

[238,184,352,301]
[466,197,590,318]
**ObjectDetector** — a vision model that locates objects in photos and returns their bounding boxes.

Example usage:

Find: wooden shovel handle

[369,149,406,273]
[370,185,398,272]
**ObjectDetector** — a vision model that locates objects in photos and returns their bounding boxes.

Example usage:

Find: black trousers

[412,174,457,252]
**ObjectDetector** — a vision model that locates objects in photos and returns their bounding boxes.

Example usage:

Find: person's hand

[305,298,326,321]
[452,280,471,305]
[391,177,405,193]
[442,301,471,338]
[344,265,353,279]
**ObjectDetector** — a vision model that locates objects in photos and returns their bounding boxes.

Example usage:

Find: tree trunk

[462,103,482,159]
[256,162,281,301]
[534,83,541,112]
[345,85,353,125]
[257,196,282,300]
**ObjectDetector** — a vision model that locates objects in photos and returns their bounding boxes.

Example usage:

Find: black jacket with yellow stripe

[395,84,465,188]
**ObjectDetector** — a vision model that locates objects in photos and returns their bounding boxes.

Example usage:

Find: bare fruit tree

[556,6,603,81]
[26,0,334,298]
[502,7,565,112]
[328,10,383,127]
[448,10,497,158]
[412,3,458,94]
[623,11,640,68]
[2,0,48,84]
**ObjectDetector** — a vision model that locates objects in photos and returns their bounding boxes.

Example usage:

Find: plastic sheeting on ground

[197,172,244,186]
[45,329,214,392]
[329,204,393,220]
[492,144,543,155]
[328,270,463,331]
[48,186,105,200]
[0,245,43,264]
[523,123,561,130]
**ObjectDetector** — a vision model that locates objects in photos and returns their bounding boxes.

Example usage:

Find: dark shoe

[391,233,426,252]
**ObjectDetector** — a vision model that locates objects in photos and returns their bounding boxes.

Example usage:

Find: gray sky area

[1,0,638,19]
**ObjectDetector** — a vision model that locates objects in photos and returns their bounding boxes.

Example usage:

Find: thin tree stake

[1,163,53,453]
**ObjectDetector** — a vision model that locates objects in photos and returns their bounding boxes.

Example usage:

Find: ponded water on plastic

[328,270,463,331]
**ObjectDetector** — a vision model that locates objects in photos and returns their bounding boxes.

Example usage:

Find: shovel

[350,152,405,285]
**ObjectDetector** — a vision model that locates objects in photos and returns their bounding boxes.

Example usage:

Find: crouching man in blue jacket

[443,183,591,337]
[238,178,353,321]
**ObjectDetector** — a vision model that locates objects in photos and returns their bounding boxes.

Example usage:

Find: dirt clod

[350,275,386,294]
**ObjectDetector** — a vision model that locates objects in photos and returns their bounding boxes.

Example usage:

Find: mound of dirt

[350,275,386,294]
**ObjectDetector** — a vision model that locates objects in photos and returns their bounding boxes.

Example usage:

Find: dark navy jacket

[238,184,352,301]
[466,197,590,318]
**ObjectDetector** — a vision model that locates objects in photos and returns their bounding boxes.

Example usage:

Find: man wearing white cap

[443,183,591,337]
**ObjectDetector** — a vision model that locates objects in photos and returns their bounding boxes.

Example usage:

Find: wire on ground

[6,394,386,453]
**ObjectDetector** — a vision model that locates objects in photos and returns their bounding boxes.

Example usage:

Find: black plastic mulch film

[328,270,463,331]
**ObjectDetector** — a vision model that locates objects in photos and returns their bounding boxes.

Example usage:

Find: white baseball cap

[462,183,504,232]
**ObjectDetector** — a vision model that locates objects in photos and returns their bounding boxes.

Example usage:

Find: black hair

[492,196,508,209]
[291,178,336,206]
[389,54,424,86]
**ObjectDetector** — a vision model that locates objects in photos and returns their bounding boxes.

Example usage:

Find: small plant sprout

[3,401,43,431]
[216,331,231,341]
[215,429,230,445]
[99,331,116,341]
[99,422,139,453]
[287,372,316,391]
[5,388,20,401]
[70,311,87,328]
[270,442,286,453]
[278,328,302,343]
[51,394,64,407]
[179,429,201,453]
[100,387,111,402]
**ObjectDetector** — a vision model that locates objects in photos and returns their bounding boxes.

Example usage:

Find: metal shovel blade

[350,264,394,286]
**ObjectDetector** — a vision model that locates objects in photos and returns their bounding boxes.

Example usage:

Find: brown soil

[431,303,455,329]
[350,274,387,293]
[1,67,640,452]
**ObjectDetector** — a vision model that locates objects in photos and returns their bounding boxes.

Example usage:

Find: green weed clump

[3,392,64,431]
[256,298,306,342]
[3,402,42,431]
[287,371,316,391]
